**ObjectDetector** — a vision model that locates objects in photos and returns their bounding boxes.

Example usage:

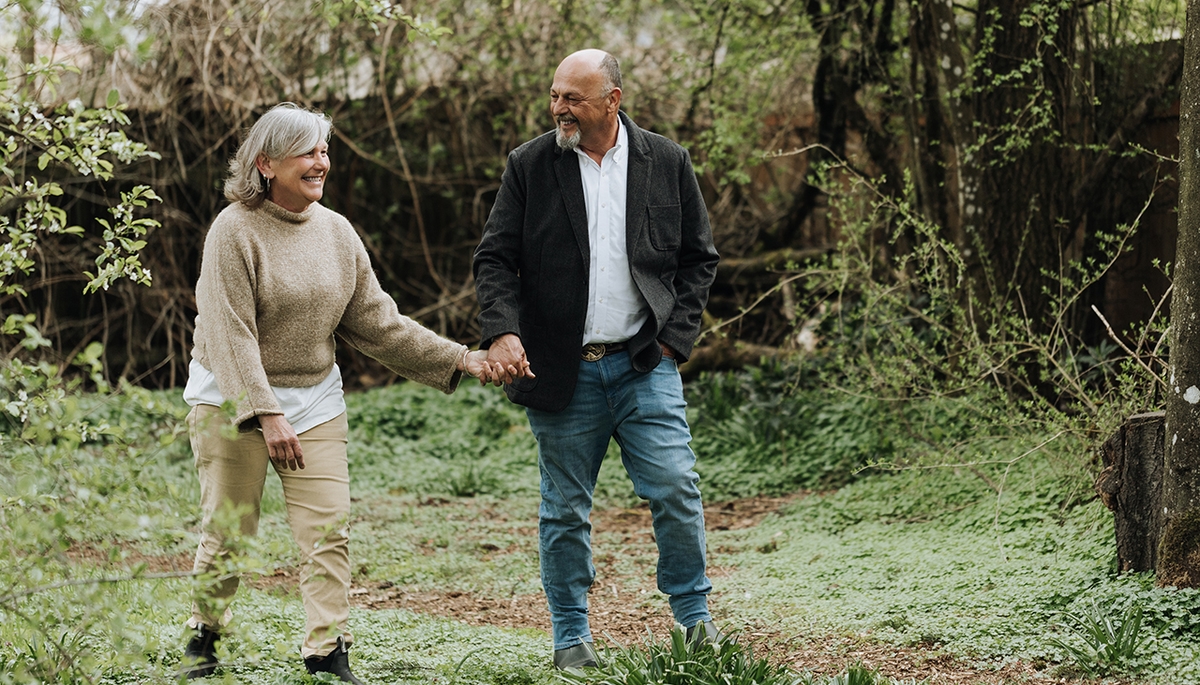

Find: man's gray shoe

[685,620,722,646]
[553,642,602,670]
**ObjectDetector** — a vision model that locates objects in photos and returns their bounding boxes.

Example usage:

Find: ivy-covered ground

[3,372,1199,684]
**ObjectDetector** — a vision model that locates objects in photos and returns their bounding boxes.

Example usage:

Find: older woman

[177,103,496,683]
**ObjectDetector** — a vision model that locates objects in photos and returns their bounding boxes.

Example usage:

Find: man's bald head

[558,49,622,93]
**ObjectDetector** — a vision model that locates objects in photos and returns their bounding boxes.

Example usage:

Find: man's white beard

[556,124,581,151]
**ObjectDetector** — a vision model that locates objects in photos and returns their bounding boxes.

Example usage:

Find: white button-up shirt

[576,120,649,345]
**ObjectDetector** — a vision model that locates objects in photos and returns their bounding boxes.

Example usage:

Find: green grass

[710,457,1200,682]
[5,375,1200,683]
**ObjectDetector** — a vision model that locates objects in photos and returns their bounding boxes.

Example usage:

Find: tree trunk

[967,0,1083,323]
[1097,412,1165,573]
[1160,0,1200,589]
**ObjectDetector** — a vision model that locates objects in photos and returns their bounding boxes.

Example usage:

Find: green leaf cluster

[1049,599,1148,677]
[1,78,161,296]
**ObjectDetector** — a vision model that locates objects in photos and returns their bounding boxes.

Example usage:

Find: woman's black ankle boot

[304,636,365,684]
[178,625,220,679]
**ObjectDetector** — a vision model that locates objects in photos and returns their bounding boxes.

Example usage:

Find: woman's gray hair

[224,103,333,207]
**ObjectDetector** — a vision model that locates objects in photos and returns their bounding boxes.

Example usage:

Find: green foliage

[558,629,803,685]
[346,383,538,497]
[0,81,161,296]
[713,439,1200,683]
[85,184,161,294]
[815,664,924,685]
[557,631,921,685]
[1049,599,1148,677]
[687,363,893,498]
[794,159,1162,475]
[0,383,193,684]
[319,0,451,41]
[0,8,192,684]
[3,379,1200,682]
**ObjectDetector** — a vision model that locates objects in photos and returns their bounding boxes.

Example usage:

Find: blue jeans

[526,352,712,649]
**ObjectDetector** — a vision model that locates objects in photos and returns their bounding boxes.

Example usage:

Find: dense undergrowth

[3,364,1200,683]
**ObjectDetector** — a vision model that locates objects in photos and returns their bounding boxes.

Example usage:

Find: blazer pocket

[647,204,681,251]
[511,375,539,393]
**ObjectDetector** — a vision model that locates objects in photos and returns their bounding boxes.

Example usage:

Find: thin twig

[407,282,476,319]
[1135,283,1172,359]
[0,570,196,605]
[1091,304,1166,389]
[701,271,812,340]
[865,430,1067,473]
[761,143,825,160]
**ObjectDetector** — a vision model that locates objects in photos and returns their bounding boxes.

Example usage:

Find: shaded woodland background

[0,0,1185,391]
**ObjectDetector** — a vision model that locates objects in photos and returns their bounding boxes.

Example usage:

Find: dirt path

[71,495,1117,682]
[342,496,1108,685]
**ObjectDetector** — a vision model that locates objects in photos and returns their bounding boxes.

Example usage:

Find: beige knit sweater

[192,200,466,427]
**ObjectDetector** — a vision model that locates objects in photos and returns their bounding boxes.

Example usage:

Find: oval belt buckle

[582,343,605,362]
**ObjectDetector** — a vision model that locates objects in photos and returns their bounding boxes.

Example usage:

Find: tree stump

[1096,411,1165,573]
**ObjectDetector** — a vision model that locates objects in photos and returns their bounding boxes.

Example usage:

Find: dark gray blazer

[473,112,719,412]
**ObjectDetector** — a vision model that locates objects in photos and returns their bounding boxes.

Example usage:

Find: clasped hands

[460,333,535,387]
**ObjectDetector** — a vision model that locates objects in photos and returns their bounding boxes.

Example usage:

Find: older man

[474,48,721,668]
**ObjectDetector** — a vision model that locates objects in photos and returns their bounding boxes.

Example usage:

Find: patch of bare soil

[736,629,1114,685]
[65,543,194,574]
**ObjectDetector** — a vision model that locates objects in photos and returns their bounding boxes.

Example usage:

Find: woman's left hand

[462,349,495,385]
[260,414,304,470]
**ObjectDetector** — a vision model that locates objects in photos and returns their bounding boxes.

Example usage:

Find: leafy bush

[786,159,1166,474]
[687,363,894,499]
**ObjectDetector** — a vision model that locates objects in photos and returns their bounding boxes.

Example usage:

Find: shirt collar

[574,117,627,164]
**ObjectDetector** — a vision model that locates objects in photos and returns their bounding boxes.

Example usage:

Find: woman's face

[258,142,329,213]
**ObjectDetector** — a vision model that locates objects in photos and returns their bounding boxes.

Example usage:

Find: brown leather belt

[581,342,628,362]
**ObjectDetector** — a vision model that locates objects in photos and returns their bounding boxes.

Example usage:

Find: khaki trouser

[187,404,353,658]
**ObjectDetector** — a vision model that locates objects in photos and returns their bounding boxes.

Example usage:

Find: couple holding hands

[179,48,721,683]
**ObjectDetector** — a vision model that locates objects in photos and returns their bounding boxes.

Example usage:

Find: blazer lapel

[554,149,591,263]
[623,112,651,254]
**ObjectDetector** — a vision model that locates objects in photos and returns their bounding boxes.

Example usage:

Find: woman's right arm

[194,217,283,427]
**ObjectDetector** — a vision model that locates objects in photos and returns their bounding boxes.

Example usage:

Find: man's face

[549,59,617,151]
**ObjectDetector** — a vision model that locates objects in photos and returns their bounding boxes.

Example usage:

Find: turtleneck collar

[260,199,315,224]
